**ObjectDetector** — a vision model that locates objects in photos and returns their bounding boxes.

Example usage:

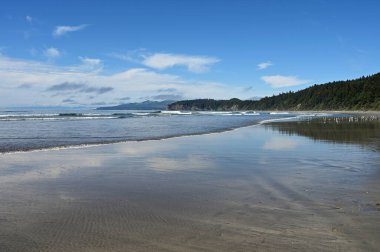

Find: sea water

[0,109,331,153]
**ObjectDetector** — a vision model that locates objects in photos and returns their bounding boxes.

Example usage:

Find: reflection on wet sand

[267,116,380,150]
[262,137,300,150]
[0,119,379,251]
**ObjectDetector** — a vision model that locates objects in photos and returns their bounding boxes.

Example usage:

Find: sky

[1,0,379,107]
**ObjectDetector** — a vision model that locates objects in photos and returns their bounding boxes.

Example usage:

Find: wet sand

[0,119,379,251]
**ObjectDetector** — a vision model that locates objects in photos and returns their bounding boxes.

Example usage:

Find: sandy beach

[1,0,380,250]
[0,119,379,251]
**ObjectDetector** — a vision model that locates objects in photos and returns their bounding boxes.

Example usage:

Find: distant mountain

[168,73,380,111]
[96,100,175,110]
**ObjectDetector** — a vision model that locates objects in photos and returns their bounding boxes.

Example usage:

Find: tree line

[168,73,380,111]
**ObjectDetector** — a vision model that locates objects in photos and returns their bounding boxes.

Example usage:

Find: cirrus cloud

[261,75,309,88]
[53,24,88,37]
[257,61,273,70]
[142,53,220,73]
[79,56,101,66]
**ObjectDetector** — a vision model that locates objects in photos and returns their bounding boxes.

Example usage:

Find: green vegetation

[168,73,380,111]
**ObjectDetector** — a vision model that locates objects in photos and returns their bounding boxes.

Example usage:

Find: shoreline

[0,114,302,155]
[1,112,378,155]
[0,113,335,155]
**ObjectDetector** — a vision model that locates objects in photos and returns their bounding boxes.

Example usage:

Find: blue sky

[1,0,379,107]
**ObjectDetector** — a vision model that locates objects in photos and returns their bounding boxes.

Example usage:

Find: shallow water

[0,109,302,153]
[0,118,379,251]
[0,110,295,153]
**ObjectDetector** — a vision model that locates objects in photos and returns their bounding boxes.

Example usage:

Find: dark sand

[0,118,379,251]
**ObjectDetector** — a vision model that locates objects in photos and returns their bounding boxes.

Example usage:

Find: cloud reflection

[146,155,212,172]
[115,141,175,157]
[0,153,103,184]
[262,138,300,151]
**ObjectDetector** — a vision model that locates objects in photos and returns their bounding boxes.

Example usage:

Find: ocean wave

[0,111,179,121]
[0,110,267,121]
[59,113,84,117]
[198,111,233,115]
[160,111,192,115]
[132,112,150,116]
[0,116,119,121]
[198,111,261,116]
[0,113,59,117]
[242,112,260,116]
[270,112,290,115]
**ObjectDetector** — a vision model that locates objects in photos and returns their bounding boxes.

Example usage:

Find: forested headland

[168,73,380,111]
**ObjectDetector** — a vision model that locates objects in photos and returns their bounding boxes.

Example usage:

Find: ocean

[0,109,332,153]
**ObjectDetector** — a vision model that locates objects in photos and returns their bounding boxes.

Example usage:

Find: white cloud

[53,24,88,37]
[142,53,220,73]
[0,55,252,107]
[108,48,147,63]
[78,56,102,72]
[43,47,60,59]
[26,15,33,23]
[261,75,309,88]
[257,61,273,70]
[79,56,101,66]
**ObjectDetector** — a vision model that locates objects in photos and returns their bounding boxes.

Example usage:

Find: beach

[0,118,379,251]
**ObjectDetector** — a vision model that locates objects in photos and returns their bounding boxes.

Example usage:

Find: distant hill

[168,73,380,111]
[97,100,175,110]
